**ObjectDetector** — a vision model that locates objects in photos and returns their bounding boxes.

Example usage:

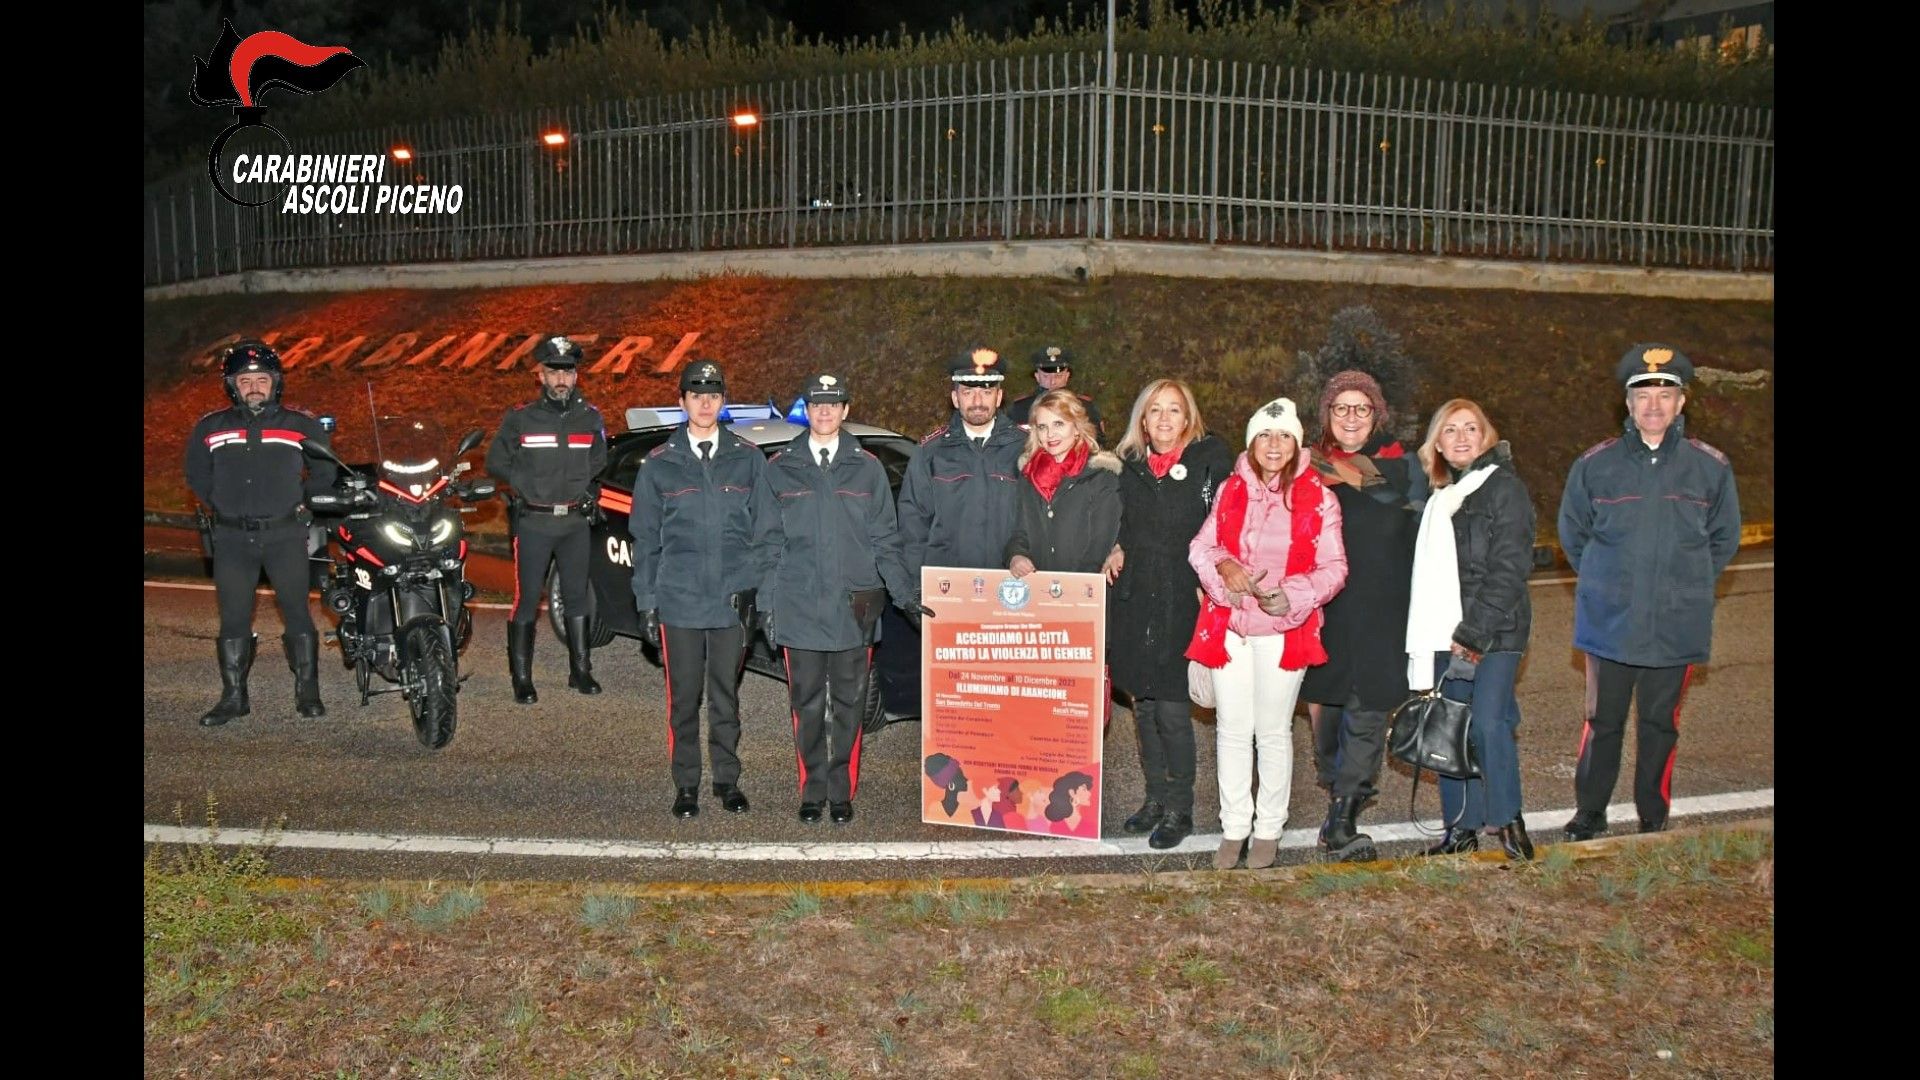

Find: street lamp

[541,131,567,148]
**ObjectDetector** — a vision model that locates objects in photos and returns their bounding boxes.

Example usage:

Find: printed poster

[919,566,1105,840]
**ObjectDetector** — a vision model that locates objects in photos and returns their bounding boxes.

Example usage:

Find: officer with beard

[897,347,1028,580]
[185,339,338,726]
[486,336,610,703]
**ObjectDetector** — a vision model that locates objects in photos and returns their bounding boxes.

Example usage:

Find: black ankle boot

[1123,799,1167,835]
[1495,814,1535,861]
[565,615,601,694]
[1148,811,1193,850]
[1421,825,1479,857]
[285,632,326,718]
[507,622,538,704]
[200,635,255,727]
[1324,796,1377,862]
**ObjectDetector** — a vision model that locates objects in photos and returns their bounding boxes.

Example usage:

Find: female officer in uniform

[756,374,920,825]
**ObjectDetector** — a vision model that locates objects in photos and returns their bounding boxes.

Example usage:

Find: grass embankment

[142,274,1775,540]
[146,799,1774,1078]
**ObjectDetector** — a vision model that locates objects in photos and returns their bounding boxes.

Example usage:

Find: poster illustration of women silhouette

[919,567,1105,840]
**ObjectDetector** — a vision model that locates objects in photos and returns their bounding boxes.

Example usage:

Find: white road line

[143,788,1772,862]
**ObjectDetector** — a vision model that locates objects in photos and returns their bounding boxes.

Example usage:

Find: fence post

[1102,52,1115,240]
[1639,131,1654,268]
[1208,65,1222,245]
[786,101,799,248]
[1734,134,1754,273]
[1003,68,1017,239]
[1326,106,1340,252]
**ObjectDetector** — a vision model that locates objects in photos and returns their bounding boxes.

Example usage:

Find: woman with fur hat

[1300,370,1429,862]
[1188,398,1348,871]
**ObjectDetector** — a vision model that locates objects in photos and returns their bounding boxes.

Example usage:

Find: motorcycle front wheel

[404,624,459,750]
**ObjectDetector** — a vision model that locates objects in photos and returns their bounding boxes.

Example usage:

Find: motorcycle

[305,418,497,749]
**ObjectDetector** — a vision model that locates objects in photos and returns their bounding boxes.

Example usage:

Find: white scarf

[1405,464,1498,690]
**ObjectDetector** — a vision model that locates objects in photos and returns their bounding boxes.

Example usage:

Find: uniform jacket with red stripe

[1557,414,1741,667]
[628,425,776,629]
[185,402,336,521]
[756,432,917,652]
[484,394,608,508]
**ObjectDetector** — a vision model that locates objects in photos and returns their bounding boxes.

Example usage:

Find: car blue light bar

[784,397,808,424]
[626,402,789,431]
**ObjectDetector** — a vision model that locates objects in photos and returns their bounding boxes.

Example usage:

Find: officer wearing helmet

[185,339,339,727]
[485,335,610,702]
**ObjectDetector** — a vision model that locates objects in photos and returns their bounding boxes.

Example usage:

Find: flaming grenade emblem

[190,20,365,206]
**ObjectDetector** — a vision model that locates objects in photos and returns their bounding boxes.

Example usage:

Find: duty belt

[518,498,590,516]
[213,509,306,530]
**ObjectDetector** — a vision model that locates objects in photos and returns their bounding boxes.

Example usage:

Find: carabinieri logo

[190,20,365,207]
[997,577,1031,611]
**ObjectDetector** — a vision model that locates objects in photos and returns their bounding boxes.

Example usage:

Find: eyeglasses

[1330,403,1374,419]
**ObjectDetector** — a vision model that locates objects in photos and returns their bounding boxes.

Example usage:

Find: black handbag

[1388,688,1480,780]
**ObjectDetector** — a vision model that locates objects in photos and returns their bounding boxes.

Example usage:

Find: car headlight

[380,521,416,547]
[430,516,458,545]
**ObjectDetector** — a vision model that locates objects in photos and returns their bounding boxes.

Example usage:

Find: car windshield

[374,416,449,485]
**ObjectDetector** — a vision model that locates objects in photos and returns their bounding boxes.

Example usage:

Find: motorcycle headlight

[430,516,459,545]
[379,521,416,547]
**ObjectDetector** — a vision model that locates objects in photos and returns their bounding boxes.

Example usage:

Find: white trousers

[1213,631,1305,841]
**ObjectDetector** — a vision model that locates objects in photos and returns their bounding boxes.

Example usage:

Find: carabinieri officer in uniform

[186,339,338,726]
[630,359,776,820]
[486,335,610,702]
[756,374,920,825]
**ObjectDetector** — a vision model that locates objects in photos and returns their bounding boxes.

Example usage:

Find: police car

[546,402,923,733]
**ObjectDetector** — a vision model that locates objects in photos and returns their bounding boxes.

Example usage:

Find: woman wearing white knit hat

[1187,397,1349,871]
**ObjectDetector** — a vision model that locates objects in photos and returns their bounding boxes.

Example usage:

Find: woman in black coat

[1102,379,1236,851]
[1005,390,1122,577]
[1299,371,1428,862]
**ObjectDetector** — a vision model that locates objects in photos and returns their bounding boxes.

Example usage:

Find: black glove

[640,609,661,650]
[1443,651,1479,683]
[902,599,936,631]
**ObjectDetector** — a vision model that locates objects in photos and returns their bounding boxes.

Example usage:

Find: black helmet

[221,339,284,409]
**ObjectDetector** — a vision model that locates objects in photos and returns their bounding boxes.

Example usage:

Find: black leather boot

[283,632,326,718]
[1323,796,1378,862]
[1495,814,1535,861]
[1123,798,1167,835]
[200,635,255,727]
[565,615,601,695]
[507,622,538,704]
[1421,825,1479,857]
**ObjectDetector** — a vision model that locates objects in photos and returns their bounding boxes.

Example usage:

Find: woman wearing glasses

[1299,371,1429,861]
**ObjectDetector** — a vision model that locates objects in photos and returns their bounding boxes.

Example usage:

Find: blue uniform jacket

[629,426,776,629]
[1557,415,1741,667]
[756,433,916,652]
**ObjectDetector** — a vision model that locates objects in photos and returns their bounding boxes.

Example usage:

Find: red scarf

[1024,442,1088,503]
[1147,445,1181,478]
[1185,465,1328,671]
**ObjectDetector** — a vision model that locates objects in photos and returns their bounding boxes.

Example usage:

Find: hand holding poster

[920,567,1106,840]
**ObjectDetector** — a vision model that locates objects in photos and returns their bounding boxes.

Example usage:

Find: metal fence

[143,53,1775,287]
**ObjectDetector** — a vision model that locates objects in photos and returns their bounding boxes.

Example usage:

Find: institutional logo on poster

[972,577,985,596]
[1048,579,1063,599]
[190,20,365,206]
[998,577,1031,611]
[938,578,951,595]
